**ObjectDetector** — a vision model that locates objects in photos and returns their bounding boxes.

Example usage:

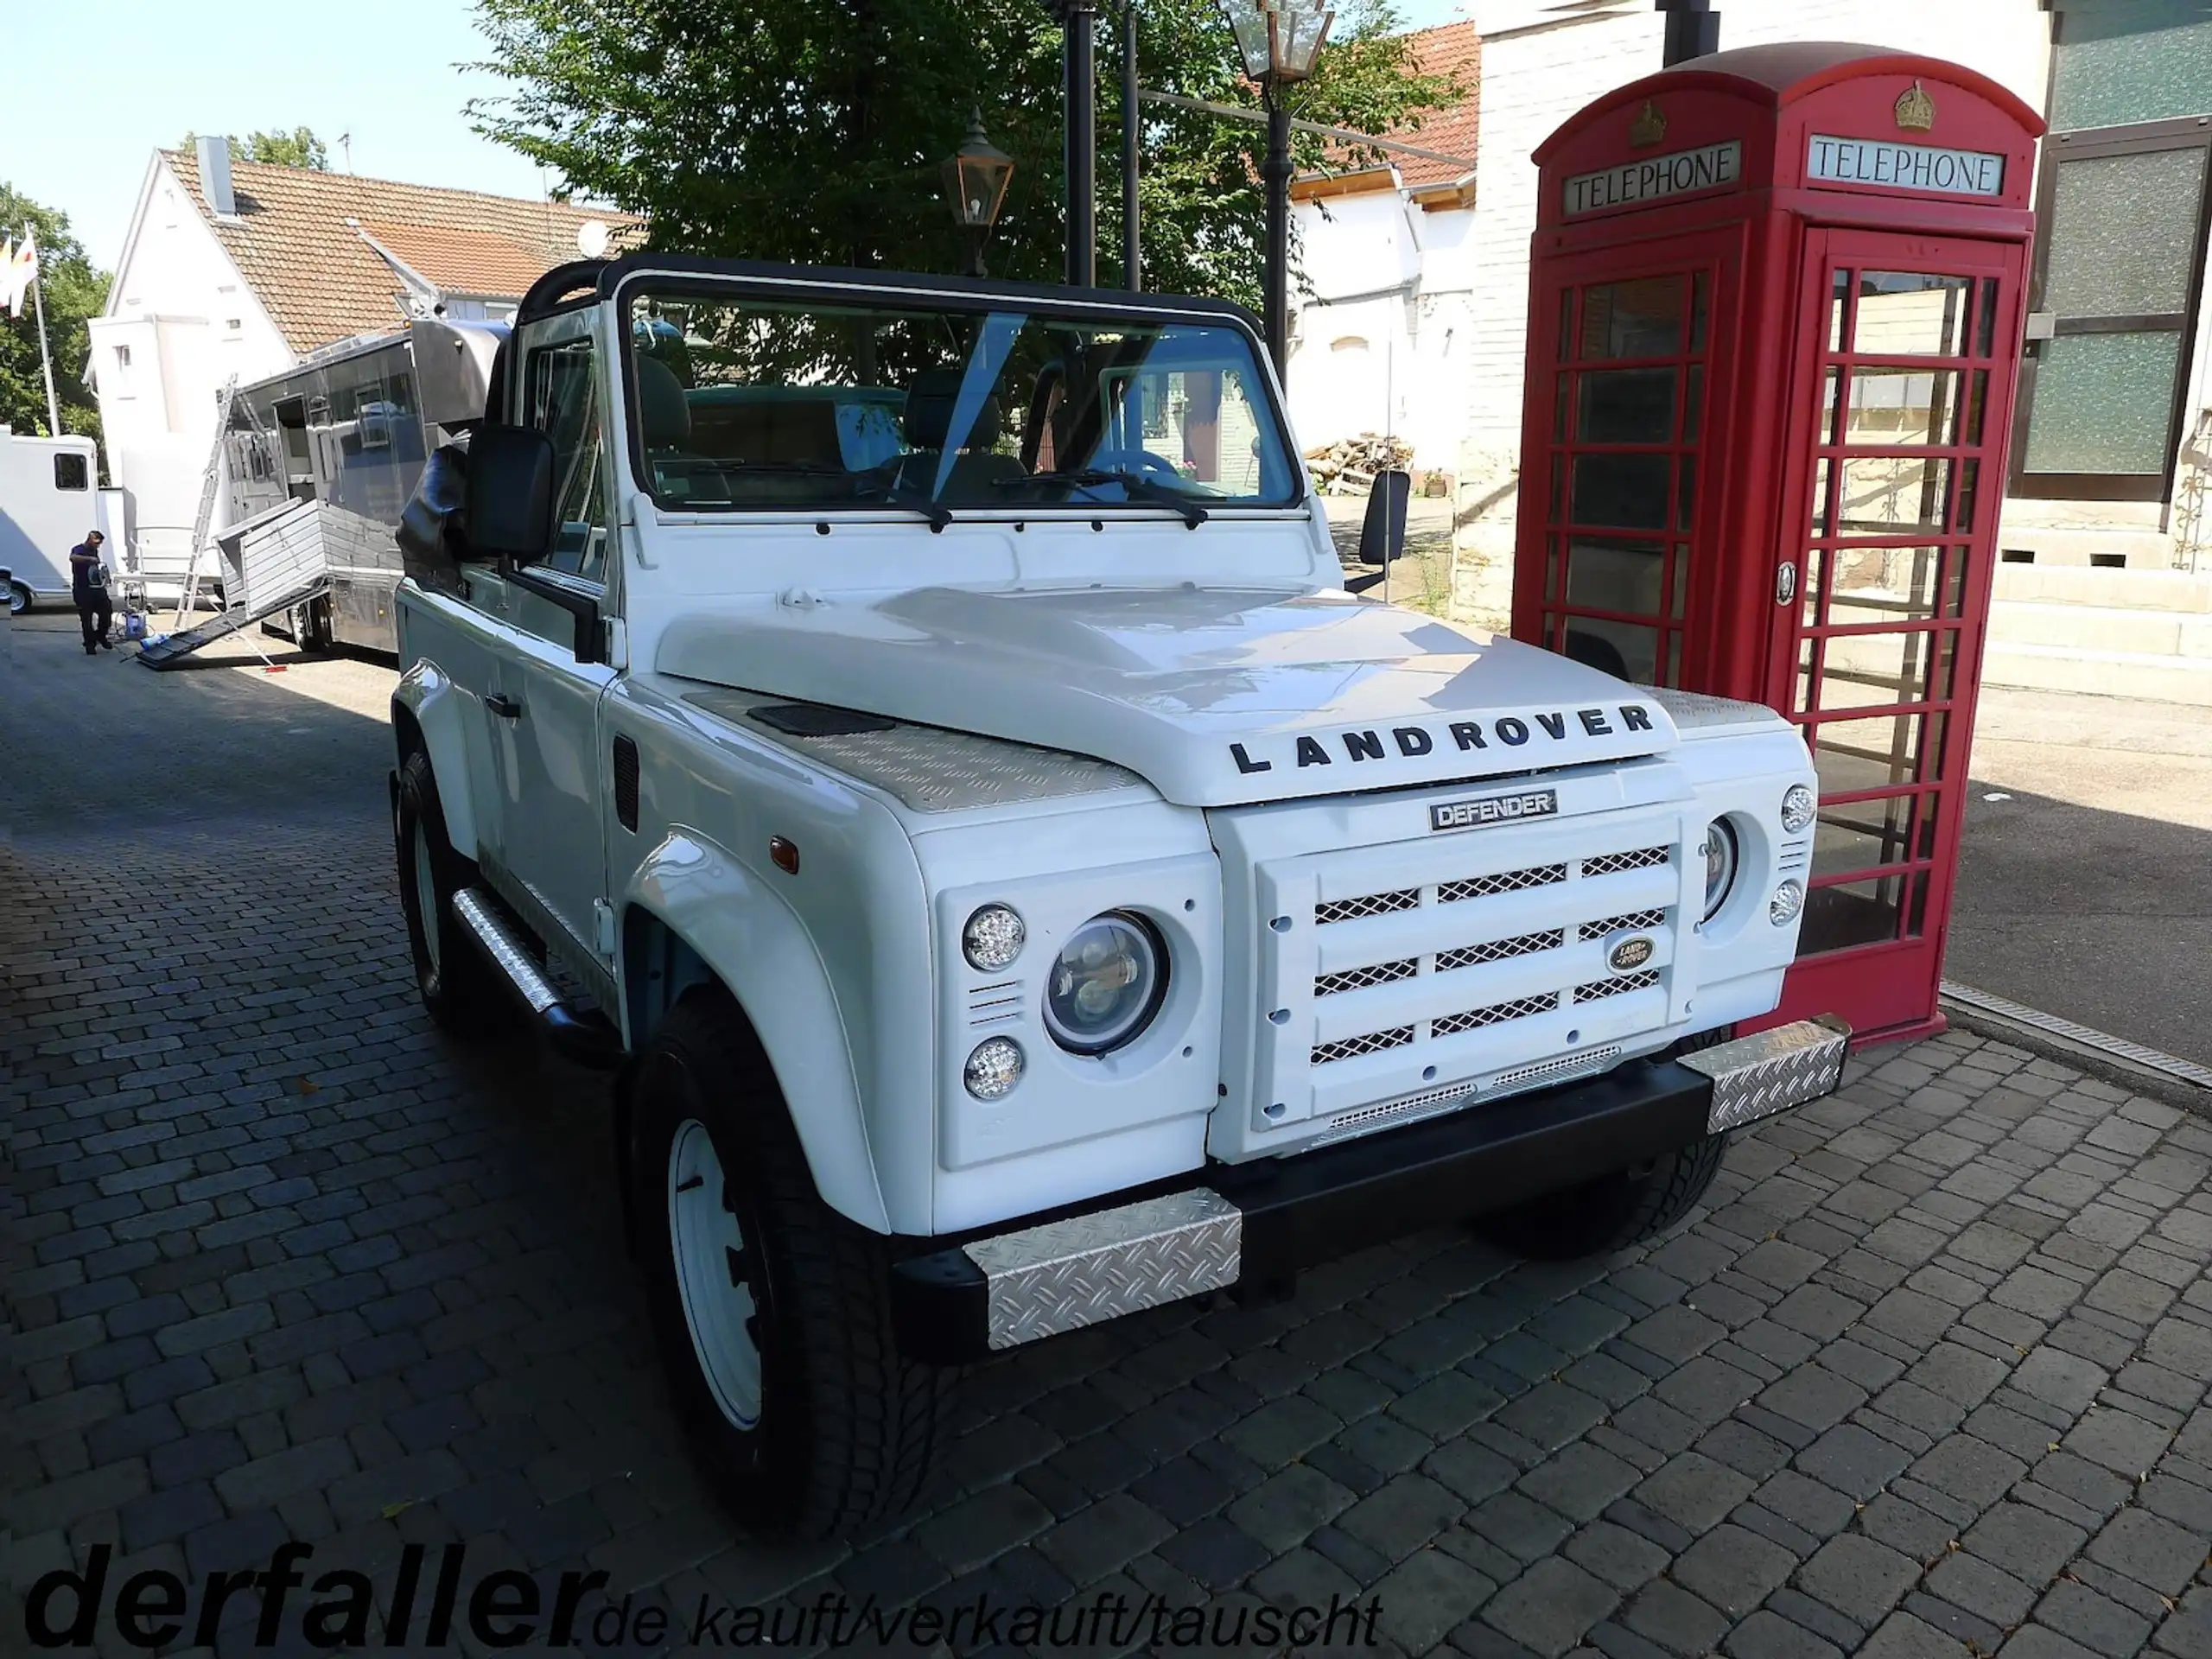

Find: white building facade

[1436,0,2212,677]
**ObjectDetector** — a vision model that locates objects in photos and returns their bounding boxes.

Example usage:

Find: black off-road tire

[1475,1132,1730,1262]
[630,988,951,1540]
[394,749,516,1039]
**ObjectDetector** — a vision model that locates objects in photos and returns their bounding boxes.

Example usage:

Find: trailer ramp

[137,498,329,671]
[137,577,331,669]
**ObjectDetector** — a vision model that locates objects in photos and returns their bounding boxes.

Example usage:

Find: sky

[3,0,1475,276]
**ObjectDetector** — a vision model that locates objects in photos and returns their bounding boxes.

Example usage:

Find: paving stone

[1721,1609,1844,1659]
[1668,1523,1796,1618]
[2083,1506,2208,1599]
[1483,1558,1619,1657]
[1370,1546,1497,1653]
[1223,1467,1354,1557]
[1630,1453,1753,1535]
[1560,1522,1669,1595]
[2032,1580,2154,1659]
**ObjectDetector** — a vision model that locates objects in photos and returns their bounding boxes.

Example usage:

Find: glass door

[1775,232,2026,1039]
[1519,235,1738,687]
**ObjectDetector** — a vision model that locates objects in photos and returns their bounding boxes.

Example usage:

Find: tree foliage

[468,0,1463,309]
[0,183,109,441]
[180,128,332,170]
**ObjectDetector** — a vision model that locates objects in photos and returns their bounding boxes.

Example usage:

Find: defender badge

[1429,788,1559,834]
[1629,100,1667,148]
[1894,81,1936,132]
[1608,936,1656,971]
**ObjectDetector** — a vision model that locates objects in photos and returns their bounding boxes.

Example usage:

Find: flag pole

[29,270,61,437]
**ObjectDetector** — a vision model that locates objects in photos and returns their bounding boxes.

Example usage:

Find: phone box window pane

[1578,367,1676,442]
[1566,537,1666,615]
[1954,459,1980,532]
[1572,453,1672,529]
[1817,630,1936,711]
[1837,455,1952,534]
[1683,365,1704,442]
[1670,544,1689,620]
[1549,454,1565,518]
[1811,458,1833,534]
[1554,373,1572,442]
[1800,874,1909,954]
[1802,546,1828,628]
[1976,278,1999,359]
[1814,713,1927,795]
[1561,616,1659,683]
[1557,289,1575,361]
[1830,269,1852,352]
[1665,633,1681,686]
[1821,368,1845,445]
[1841,367,1961,447]
[1580,276,1684,360]
[1815,794,1916,878]
[1828,546,1948,623]
[1690,270,1710,353]
[1676,455,1697,531]
[1545,536,1563,602]
[1853,272,1971,355]
[1796,637,1817,715]
[1964,369,1988,445]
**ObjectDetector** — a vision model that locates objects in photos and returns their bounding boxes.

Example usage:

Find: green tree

[468,0,1463,309]
[0,184,109,441]
[179,128,332,169]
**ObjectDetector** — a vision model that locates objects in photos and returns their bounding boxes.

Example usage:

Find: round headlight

[963,1036,1025,1100]
[963,904,1027,971]
[1044,912,1167,1056]
[1701,820,1739,923]
[1781,784,1816,835]
[1770,880,1806,927]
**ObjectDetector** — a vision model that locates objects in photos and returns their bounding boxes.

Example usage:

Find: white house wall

[1452,1,2059,626]
[93,156,295,588]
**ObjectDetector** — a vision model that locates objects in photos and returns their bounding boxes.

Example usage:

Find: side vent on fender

[613,735,640,832]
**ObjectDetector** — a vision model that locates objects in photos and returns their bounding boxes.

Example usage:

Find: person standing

[70,531,113,654]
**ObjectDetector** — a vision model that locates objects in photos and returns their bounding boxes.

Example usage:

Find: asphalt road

[1950,687,2212,1071]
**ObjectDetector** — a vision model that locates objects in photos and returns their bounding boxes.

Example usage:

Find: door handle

[1777,563,1798,606]
[486,693,524,721]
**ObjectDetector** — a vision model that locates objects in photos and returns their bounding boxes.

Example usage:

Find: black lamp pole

[1262,93,1293,378]
[1061,2,1099,287]
[1657,0,1719,66]
[1121,2,1141,290]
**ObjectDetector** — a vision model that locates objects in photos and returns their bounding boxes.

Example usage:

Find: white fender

[392,660,480,861]
[623,830,892,1236]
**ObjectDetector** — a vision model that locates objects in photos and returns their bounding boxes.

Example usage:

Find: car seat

[897,370,1027,500]
[635,355,731,504]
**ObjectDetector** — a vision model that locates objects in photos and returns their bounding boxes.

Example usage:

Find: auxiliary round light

[1770,880,1806,928]
[962,904,1027,971]
[1044,912,1168,1056]
[1701,820,1739,924]
[1781,784,1817,835]
[963,1037,1026,1101]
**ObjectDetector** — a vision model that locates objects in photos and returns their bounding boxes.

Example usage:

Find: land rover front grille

[1575,969,1661,1002]
[1315,889,1421,924]
[1579,909,1665,940]
[1582,845,1671,878]
[1434,929,1563,973]
[1311,1026,1416,1065]
[1314,958,1418,997]
[1295,835,1679,1068]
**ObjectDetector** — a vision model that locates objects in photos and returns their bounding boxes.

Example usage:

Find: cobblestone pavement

[5,616,2212,1659]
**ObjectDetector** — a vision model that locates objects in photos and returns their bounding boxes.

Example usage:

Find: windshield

[625,287,1299,515]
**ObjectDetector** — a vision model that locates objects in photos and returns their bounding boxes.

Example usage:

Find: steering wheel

[1085,447,1183,479]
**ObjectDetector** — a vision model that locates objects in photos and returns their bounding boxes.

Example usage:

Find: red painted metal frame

[1511,46,2044,1048]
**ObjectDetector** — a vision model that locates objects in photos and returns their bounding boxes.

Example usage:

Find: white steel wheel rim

[667,1117,763,1430]
[411,822,442,975]
[6,584,26,615]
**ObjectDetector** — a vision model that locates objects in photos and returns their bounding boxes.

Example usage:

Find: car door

[485,311,621,977]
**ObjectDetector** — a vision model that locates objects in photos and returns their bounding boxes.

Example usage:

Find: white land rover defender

[390,255,1847,1538]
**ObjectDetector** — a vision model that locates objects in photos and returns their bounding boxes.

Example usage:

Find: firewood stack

[1304,433,1417,496]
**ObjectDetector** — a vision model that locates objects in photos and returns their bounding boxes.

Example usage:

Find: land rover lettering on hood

[387,256,1847,1539]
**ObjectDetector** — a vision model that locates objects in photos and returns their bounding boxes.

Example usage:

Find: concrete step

[1990,563,2212,612]
[1980,640,2212,706]
[1990,523,2172,568]
[1986,601,2212,657]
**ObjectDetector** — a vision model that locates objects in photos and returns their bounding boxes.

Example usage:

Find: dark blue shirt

[70,543,106,601]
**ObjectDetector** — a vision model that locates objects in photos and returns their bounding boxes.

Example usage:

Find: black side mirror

[1358,468,1414,568]
[464,423,557,565]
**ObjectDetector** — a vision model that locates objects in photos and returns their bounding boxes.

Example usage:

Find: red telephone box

[1510,44,2044,1046]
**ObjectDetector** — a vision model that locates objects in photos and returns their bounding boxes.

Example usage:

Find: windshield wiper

[853,476,954,531]
[1000,468,1211,528]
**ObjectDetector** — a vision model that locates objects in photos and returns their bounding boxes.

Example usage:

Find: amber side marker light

[769,836,800,875]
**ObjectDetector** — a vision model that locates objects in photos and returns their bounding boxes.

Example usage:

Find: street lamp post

[942,111,1017,277]
[1217,1,1333,381]
[1056,3,1100,287]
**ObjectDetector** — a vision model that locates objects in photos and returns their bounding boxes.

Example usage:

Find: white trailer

[0,428,118,613]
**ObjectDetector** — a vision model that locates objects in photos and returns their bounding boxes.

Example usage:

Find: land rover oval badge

[1609,936,1656,972]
